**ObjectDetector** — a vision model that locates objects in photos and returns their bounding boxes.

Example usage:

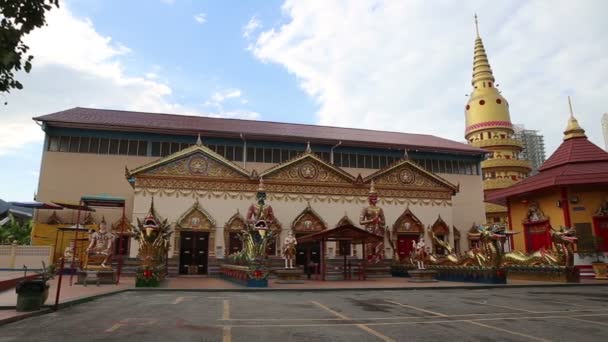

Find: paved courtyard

[1,286,607,341]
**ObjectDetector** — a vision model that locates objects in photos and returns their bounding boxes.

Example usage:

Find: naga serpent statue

[502,226,577,267]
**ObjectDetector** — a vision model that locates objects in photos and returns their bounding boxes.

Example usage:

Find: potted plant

[15,262,54,312]
[578,236,607,280]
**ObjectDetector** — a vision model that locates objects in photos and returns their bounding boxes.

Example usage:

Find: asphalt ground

[0,286,607,341]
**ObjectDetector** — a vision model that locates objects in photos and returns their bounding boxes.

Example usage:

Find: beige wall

[36,151,485,258]
[36,151,155,224]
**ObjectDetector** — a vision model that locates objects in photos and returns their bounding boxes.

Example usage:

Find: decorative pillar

[561,187,572,227]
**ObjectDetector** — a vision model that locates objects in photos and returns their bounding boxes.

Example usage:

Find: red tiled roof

[486,137,608,204]
[539,136,608,171]
[33,107,485,155]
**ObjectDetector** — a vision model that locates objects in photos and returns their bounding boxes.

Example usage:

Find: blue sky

[1,0,607,201]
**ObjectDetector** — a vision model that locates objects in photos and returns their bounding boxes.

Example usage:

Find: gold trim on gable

[364,159,458,194]
[127,144,250,179]
[259,150,356,184]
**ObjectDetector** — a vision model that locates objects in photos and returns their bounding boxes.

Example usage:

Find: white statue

[282,230,297,269]
[412,238,427,270]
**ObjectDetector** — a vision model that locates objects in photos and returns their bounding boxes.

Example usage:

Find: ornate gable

[392,207,424,234]
[292,203,327,234]
[430,215,449,235]
[364,159,458,198]
[175,199,216,230]
[127,144,250,181]
[260,151,355,185]
[335,213,356,228]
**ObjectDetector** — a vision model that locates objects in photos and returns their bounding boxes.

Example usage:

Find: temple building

[486,101,608,257]
[32,107,486,274]
[464,16,532,224]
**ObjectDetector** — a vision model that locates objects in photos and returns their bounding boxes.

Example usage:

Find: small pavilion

[297,223,384,280]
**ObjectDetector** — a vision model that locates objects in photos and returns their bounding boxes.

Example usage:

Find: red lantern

[143,269,153,278]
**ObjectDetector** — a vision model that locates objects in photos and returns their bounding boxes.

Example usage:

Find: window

[160,142,170,157]
[247,147,255,162]
[234,146,243,162]
[364,155,372,168]
[138,141,148,156]
[119,140,129,155]
[109,139,119,154]
[99,138,110,154]
[226,146,235,160]
[372,155,379,169]
[128,140,138,155]
[48,136,60,151]
[272,149,281,163]
[151,142,161,157]
[378,155,387,169]
[79,137,90,153]
[357,154,364,168]
[255,148,264,162]
[217,145,225,158]
[281,149,290,162]
[264,148,272,163]
[170,142,180,154]
[68,137,79,152]
[89,138,99,154]
[289,150,298,159]
[58,136,69,152]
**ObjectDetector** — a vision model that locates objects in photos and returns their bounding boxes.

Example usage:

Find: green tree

[0,0,59,95]
[0,214,32,244]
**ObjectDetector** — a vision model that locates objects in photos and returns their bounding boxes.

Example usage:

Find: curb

[0,308,52,327]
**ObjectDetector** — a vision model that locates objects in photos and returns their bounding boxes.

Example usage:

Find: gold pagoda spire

[564,96,587,140]
[471,15,495,87]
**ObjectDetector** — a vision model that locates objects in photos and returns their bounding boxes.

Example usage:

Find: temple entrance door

[397,235,416,260]
[593,217,608,252]
[296,240,320,275]
[179,231,209,275]
[228,232,242,256]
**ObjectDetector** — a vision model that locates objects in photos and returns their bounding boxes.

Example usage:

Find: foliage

[0,0,59,95]
[0,214,32,244]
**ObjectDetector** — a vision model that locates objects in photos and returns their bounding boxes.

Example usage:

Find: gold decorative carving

[263,157,354,185]
[223,211,247,256]
[292,204,327,234]
[144,152,246,180]
[524,201,546,223]
[392,207,424,234]
[430,215,449,236]
[364,159,458,193]
[112,215,133,234]
[174,199,217,257]
[595,199,608,216]
[134,188,453,207]
[335,213,356,228]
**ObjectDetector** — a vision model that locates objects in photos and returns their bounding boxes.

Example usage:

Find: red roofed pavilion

[486,100,608,257]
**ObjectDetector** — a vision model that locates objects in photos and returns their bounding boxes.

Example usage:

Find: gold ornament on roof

[563,96,587,140]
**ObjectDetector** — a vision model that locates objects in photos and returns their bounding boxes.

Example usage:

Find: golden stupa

[464,15,531,224]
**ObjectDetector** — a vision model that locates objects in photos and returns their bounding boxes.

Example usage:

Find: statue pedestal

[275,269,304,284]
[408,269,438,283]
[77,269,117,286]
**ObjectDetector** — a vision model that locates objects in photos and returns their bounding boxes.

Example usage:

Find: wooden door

[179,231,194,275]
[397,235,416,260]
[179,231,208,275]
[194,232,208,275]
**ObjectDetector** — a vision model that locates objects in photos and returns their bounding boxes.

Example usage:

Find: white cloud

[204,88,243,107]
[243,15,261,39]
[0,4,250,156]
[194,13,206,24]
[250,0,608,155]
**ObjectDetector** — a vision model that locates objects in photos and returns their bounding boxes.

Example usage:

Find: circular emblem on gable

[191,216,201,227]
[188,156,209,175]
[399,169,415,184]
[298,162,318,180]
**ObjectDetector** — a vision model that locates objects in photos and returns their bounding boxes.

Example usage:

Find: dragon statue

[502,226,577,267]
[427,230,478,266]
[131,200,172,286]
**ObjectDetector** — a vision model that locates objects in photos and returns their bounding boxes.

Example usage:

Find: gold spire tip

[474,13,480,38]
[567,96,574,118]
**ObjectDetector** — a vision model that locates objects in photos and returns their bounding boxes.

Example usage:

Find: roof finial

[196,134,202,146]
[474,13,480,38]
[369,180,377,195]
[257,177,265,192]
[305,141,312,154]
[563,96,587,140]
